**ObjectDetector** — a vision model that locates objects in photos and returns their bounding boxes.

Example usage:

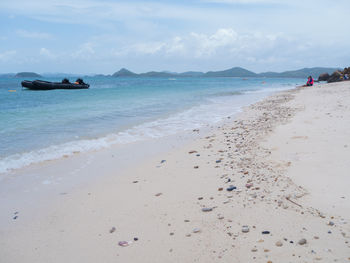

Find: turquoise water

[0,76,303,173]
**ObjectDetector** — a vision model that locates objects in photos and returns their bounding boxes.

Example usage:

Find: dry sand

[1,81,350,262]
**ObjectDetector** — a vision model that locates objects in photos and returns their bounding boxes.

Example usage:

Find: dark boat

[21,80,89,90]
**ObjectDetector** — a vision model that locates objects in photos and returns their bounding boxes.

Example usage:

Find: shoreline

[1,82,350,262]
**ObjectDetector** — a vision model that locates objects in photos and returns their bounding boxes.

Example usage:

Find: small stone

[155,193,162,197]
[242,225,250,233]
[169,232,174,236]
[132,180,138,183]
[246,183,253,188]
[315,257,322,261]
[267,261,272,263]
[275,241,283,247]
[218,216,224,220]
[328,221,334,226]
[328,230,332,234]
[193,228,201,233]
[226,185,237,191]
[202,207,213,212]
[133,237,138,241]
[160,160,166,163]
[118,241,130,247]
[198,197,203,200]
[251,247,258,252]
[109,227,116,233]
[218,187,223,191]
[194,166,199,169]
[186,234,191,237]
[216,160,221,163]
[262,231,270,235]
[184,219,190,222]
[188,150,197,154]
[298,238,307,245]
[314,236,319,239]
[264,249,270,252]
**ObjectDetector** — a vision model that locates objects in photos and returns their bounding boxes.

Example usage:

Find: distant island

[110,67,339,79]
[14,72,42,78]
[0,67,340,79]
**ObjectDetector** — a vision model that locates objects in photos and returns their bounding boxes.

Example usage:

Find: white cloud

[40,48,56,59]
[115,28,289,61]
[72,42,95,60]
[0,50,17,62]
[16,29,52,39]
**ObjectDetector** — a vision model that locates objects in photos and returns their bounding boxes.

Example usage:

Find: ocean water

[0,76,303,173]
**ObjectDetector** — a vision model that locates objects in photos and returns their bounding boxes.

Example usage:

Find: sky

[0,0,349,74]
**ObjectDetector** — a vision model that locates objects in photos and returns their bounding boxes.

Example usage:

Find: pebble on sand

[109,227,116,233]
[242,225,250,233]
[298,238,307,245]
[202,207,213,212]
[193,228,201,233]
[118,241,130,247]
[155,193,162,197]
[226,185,237,191]
[275,241,283,247]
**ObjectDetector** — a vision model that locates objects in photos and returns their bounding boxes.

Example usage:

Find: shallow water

[0,76,303,173]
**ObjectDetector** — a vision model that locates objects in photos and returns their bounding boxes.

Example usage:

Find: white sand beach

[1,81,350,263]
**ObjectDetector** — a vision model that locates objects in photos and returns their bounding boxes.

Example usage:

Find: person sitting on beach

[306,76,314,86]
[344,74,349,80]
[74,78,85,85]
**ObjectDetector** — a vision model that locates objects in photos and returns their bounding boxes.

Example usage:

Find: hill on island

[14,72,42,78]
[112,68,137,77]
[111,67,338,78]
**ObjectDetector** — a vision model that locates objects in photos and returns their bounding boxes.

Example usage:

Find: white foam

[0,86,289,174]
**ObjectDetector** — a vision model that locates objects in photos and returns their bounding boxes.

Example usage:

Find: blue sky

[0,0,349,74]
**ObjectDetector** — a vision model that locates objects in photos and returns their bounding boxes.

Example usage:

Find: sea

[0,76,304,174]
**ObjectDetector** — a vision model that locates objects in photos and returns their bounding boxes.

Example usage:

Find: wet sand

[1,81,350,262]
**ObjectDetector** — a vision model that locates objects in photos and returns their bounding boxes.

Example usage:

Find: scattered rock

[132,180,138,183]
[216,160,221,163]
[202,207,213,212]
[193,228,201,233]
[218,187,223,191]
[188,150,197,154]
[194,166,199,169]
[251,247,258,252]
[118,241,130,247]
[155,193,162,197]
[245,183,253,188]
[169,232,174,236]
[328,221,334,226]
[275,241,283,247]
[262,231,270,235]
[226,185,237,191]
[160,160,166,164]
[134,237,138,241]
[298,238,307,245]
[109,227,116,233]
[242,225,250,233]
[314,236,319,239]
[318,72,330,81]
[198,197,203,200]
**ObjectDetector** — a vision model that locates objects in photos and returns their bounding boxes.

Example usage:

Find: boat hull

[21,80,89,90]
